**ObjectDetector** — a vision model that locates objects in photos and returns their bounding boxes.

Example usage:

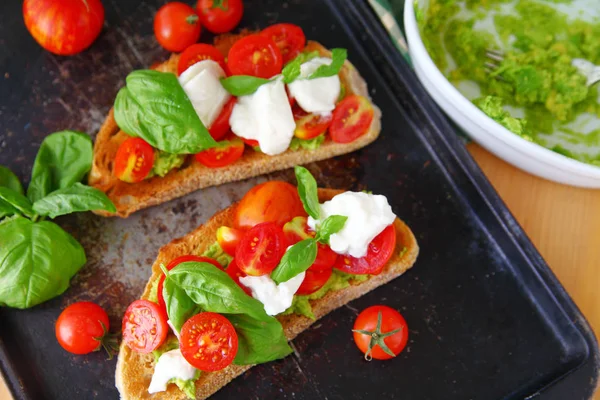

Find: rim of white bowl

[403,0,600,179]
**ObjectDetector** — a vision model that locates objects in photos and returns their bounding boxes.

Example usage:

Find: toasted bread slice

[115,188,419,399]
[89,41,382,217]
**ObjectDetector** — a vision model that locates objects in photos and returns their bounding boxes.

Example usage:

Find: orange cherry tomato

[334,224,396,275]
[217,226,245,256]
[23,0,105,56]
[180,312,238,371]
[177,43,226,75]
[196,0,244,34]
[260,23,306,65]
[227,34,283,78]
[235,222,287,276]
[209,97,237,141]
[195,134,245,168]
[234,181,306,230]
[122,300,168,354]
[294,112,333,140]
[353,305,408,360]
[154,2,201,52]
[329,95,374,144]
[113,137,155,183]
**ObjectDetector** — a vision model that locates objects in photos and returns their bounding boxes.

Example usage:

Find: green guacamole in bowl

[417,0,600,166]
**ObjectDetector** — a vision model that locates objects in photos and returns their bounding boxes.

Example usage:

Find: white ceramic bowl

[404,0,600,188]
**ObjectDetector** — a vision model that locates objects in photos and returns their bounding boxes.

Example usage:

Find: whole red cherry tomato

[154,2,202,52]
[196,0,244,34]
[55,302,113,355]
[353,305,408,360]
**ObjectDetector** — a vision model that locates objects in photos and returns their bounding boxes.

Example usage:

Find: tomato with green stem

[196,0,243,34]
[154,2,202,52]
[353,305,408,360]
[235,222,287,276]
[122,299,169,354]
[55,302,118,357]
[113,137,155,183]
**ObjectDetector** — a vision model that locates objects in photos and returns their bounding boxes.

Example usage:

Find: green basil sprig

[308,48,347,80]
[271,239,318,285]
[294,166,321,219]
[220,76,272,96]
[0,131,116,309]
[162,262,292,365]
[281,51,321,84]
[114,70,217,154]
[315,214,348,244]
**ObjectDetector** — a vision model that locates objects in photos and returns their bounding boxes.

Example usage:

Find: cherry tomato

[297,267,332,295]
[154,2,201,52]
[226,258,252,296]
[55,302,109,355]
[283,216,338,272]
[235,222,287,276]
[196,0,243,34]
[312,244,338,272]
[217,226,245,256]
[234,181,306,230]
[195,134,244,168]
[334,224,396,275]
[177,43,226,75]
[180,312,238,371]
[330,95,374,144]
[260,23,306,65]
[157,255,222,316]
[240,137,259,147]
[122,299,168,353]
[353,305,408,360]
[209,97,237,140]
[23,0,104,56]
[113,137,155,183]
[227,34,283,78]
[294,112,333,140]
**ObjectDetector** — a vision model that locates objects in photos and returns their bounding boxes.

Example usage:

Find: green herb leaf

[271,239,318,285]
[227,313,293,365]
[0,200,19,219]
[315,215,348,244]
[294,166,320,220]
[163,272,201,332]
[114,70,217,154]
[220,76,272,96]
[308,48,347,80]
[32,183,116,218]
[0,216,86,309]
[0,166,23,195]
[27,131,93,203]
[282,55,304,84]
[0,187,34,218]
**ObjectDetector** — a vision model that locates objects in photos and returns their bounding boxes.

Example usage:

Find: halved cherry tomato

[217,226,245,256]
[235,222,287,276]
[260,23,306,65]
[294,112,333,140]
[196,0,243,34]
[195,134,245,168]
[55,302,111,355]
[209,97,236,141]
[330,95,374,144]
[154,2,202,53]
[240,137,259,147]
[227,34,283,78]
[226,258,252,296]
[180,312,238,371]
[234,181,306,230]
[157,255,222,316]
[113,137,155,183]
[177,43,226,75]
[334,224,396,275]
[283,217,338,272]
[353,305,408,360]
[122,299,168,353]
[297,267,332,295]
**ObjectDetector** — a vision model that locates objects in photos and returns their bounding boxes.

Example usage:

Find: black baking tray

[0,0,598,399]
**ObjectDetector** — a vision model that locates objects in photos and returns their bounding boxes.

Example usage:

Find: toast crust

[115,189,419,399]
[89,41,382,217]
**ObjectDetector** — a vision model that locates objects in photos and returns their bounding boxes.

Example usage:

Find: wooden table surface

[1,144,598,399]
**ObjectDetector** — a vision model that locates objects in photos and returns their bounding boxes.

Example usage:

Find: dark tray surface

[0,0,597,399]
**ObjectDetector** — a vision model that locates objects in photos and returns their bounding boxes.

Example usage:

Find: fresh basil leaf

[0,166,23,195]
[227,314,292,365]
[163,276,201,332]
[114,70,217,154]
[0,216,86,309]
[308,48,347,80]
[0,201,19,219]
[315,215,348,244]
[0,187,34,218]
[27,131,93,203]
[282,55,304,84]
[220,76,272,96]
[294,166,320,220]
[32,183,116,218]
[271,239,318,285]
